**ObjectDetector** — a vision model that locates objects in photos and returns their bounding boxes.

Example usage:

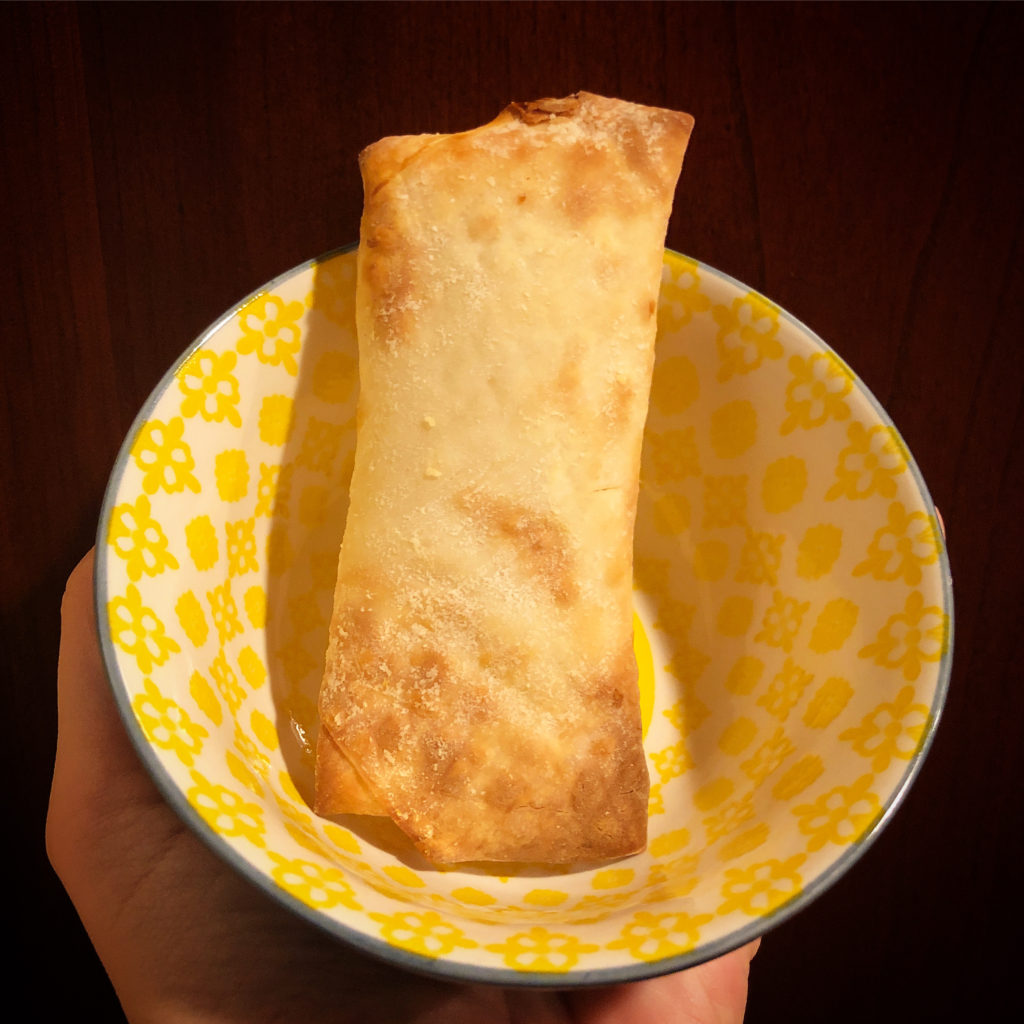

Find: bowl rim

[94,245,954,988]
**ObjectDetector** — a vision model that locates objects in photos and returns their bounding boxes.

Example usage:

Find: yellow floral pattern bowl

[96,247,952,985]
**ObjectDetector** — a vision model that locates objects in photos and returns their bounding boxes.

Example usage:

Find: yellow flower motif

[736,528,785,585]
[645,853,700,901]
[794,775,881,852]
[323,820,362,855]
[226,749,264,797]
[718,855,805,916]
[185,515,219,570]
[703,791,755,843]
[761,455,808,513]
[297,483,330,527]
[634,555,671,593]
[287,820,344,862]
[225,518,259,577]
[311,349,358,404]
[269,852,361,910]
[725,655,764,696]
[174,590,209,647]
[232,721,270,778]
[369,911,477,958]
[270,782,329,856]
[210,650,246,714]
[258,394,295,446]
[649,828,690,857]
[664,643,707,693]
[826,422,908,501]
[653,597,695,637]
[250,708,279,750]
[695,777,735,812]
[780,352,853,434]
[254,464,278,517]
[662,668,711,733]
[237,645,267,689]
[710,398,758,459]
[691,539,730,581]
[608,910,714,962]
[803,676,853,729]
[712,292,784,382]
[237,293,303,375]
[186,769,266,846]
[651,492,690,536]
[717,824,770,861]
[716,595,753,637]
[574,890,636,918]
[755,591,810,653]
[859,590,948,681]
[108,584,180,674]
[702,474,748,528]
[650,354,700,416]
[177,348,241,426]
[740,726,795,784]
[132,679,207,766]
[356,865,420,903]
[648,782,665,815]
[227,721,270,794]
[279,813,338,860]
[273,635,318,686]
[297,417,346,475]
[592,868,635,890]
[255,462,292,518]
[189,669,222,725]
[840,685,930,772]
[658,256,712,332]
[207,580,243,645]
[107,494,179,581]
[853,501,942,585]
[646,427,701,483]
[214,449,249,502]
[718,716,758,756]
[485,927,598,972]
[311,254,357,330]
[808,597,860,654]
[650,741,692,784]
[772,755,825,801]
[757,657,814,722]
[796,523,843,579]
[243,585,267,628]
[289,589,326,635]
[131,417,200,495]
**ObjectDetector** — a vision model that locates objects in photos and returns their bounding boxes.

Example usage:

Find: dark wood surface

[4,2,1022,1020]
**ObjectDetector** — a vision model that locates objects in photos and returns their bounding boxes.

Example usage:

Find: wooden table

[4,3,1021,1019]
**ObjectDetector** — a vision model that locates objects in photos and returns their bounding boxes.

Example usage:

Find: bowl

[96,247,952,985]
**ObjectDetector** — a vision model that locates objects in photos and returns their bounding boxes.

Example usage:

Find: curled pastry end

[508,93,581,125]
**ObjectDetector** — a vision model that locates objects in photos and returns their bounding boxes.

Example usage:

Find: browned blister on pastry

[315,92,693,863]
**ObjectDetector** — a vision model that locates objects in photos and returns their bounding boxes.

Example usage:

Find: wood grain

[3,2,1021,1019]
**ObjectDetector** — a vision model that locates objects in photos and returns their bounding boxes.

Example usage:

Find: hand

[47,549,759,1024]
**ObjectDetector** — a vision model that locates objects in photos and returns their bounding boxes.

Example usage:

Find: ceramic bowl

[96,247,952,985]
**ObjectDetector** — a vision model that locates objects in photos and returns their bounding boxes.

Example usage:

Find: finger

[568,939,760,1024]
[52,548,142,786]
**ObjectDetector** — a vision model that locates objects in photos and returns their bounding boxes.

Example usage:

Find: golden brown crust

[315,93,692,863]
[313,727,385,817]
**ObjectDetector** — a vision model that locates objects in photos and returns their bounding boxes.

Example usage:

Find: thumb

[46,548,159,877]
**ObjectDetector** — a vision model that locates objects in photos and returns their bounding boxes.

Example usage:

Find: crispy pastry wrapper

[315,92,693,863]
